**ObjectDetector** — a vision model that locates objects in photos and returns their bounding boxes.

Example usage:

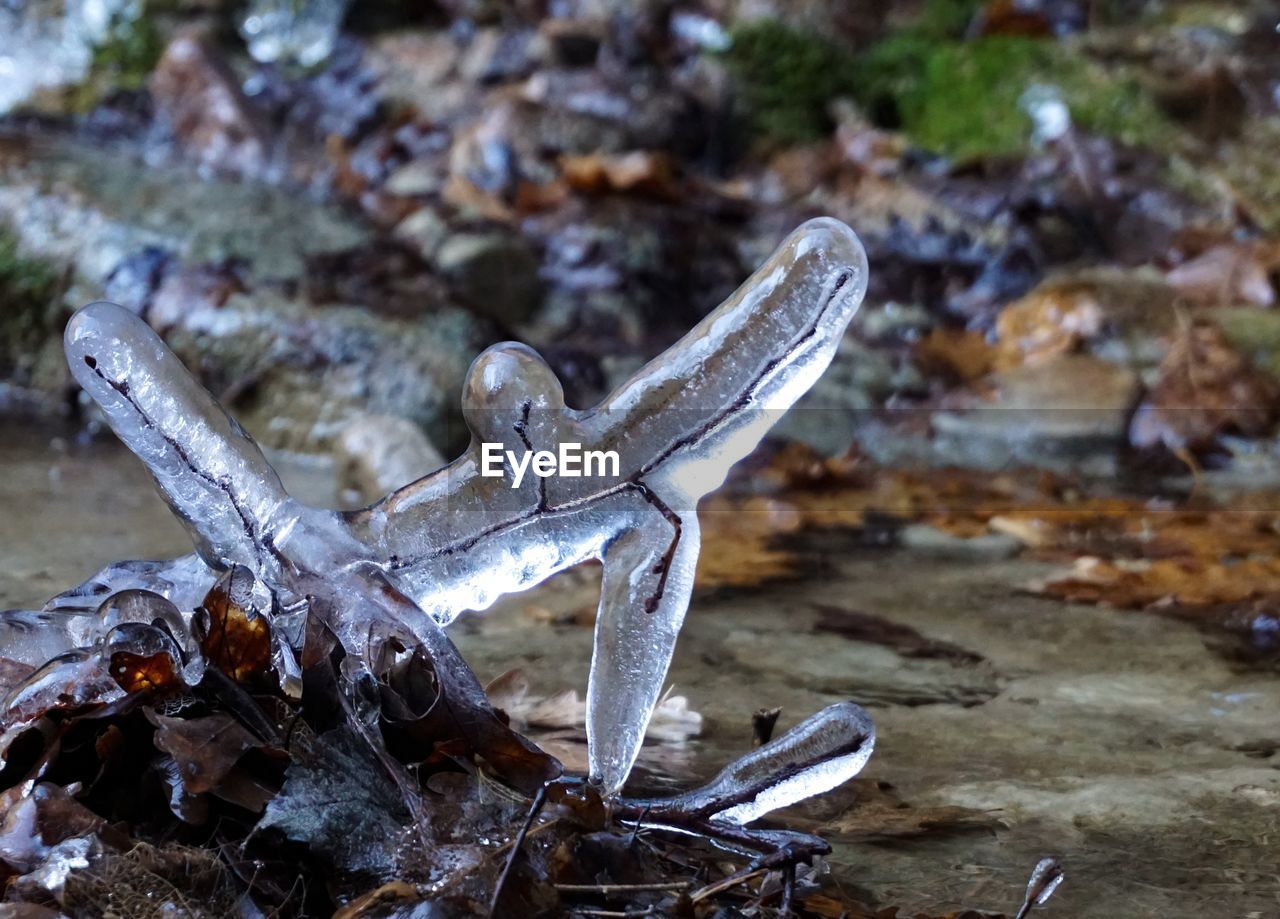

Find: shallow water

[1,420,1277,917]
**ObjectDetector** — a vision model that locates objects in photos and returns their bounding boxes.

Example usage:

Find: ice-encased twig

[13,217,868,796]
[628,702,876,826]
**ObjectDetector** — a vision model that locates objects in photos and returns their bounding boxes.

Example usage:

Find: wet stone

[931,354,1141,469]
[436,231,545,324]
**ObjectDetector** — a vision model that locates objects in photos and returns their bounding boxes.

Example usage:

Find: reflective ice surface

[632,702,876,826]
[9,217,869,794]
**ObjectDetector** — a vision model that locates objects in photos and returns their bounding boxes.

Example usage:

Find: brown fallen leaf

[1168,241,1280,307]
[560,150,680,198]
[1030,554,1280,609]
[698,446,1068,587]
[147,711,266,795]
[993,282,1106,370]
[915,327,997,383]
[1129,320,1280,453]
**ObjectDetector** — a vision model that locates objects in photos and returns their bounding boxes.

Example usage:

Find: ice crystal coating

[10,217,868,795]
[631,702,876,826]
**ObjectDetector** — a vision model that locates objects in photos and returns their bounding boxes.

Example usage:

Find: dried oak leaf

[198,569,271,682]
[1130,321,1280,452]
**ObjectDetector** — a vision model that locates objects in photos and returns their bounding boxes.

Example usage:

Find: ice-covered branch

[5,217,869,796]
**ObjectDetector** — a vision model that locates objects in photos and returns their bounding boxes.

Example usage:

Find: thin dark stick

[626,805,650,848]
[489,781,550,916]
[689,867,768,903]
[555,882,690,895]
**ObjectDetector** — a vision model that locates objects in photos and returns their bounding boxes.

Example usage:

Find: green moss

[855,34,1177,160]
[915,0,985,38]
[721,6,1176,159]
[94,8,163,91]
[0,226,64,380]
[65,5,163,112]
[721,20,859,145]
[1216,118,1280,234]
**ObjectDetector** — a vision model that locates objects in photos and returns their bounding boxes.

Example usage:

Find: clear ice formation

[3,217,869,795]
[632,702,876,827]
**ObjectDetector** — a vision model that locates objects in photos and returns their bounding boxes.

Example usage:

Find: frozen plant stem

[39,217,869,795]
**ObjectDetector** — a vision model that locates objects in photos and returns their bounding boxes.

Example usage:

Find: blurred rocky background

[0,0,1277,488]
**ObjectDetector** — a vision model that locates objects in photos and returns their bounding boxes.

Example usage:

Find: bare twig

[489,780,551,916]
[556,881,691,895]
[689,867,769,903]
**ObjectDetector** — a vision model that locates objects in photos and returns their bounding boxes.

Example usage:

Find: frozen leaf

[0,588,196,678]
[147,711,266,796]
[255,727,421,882]
[57,217,869,796]
[196,567,272,683]
[0,619,196,764]
[0,783,107,875]
[103,623,185,695]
